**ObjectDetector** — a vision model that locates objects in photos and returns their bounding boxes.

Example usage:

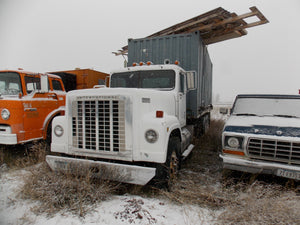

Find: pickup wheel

[155,136,181,189]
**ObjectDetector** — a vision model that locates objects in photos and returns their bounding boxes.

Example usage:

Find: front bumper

[220,154,300,180]
[46,155,156,185]
[0,134,18,145]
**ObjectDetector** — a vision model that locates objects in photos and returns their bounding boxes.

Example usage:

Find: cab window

[25,76,41,94]
[179,73,185,93]
[52,80,63,91]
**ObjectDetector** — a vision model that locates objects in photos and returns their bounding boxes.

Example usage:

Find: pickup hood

[224,115,300,137]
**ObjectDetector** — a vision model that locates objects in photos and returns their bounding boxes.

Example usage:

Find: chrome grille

[72,98,125,152]
[247,138,300,165]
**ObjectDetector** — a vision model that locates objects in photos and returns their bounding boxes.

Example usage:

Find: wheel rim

[169,150,179,182]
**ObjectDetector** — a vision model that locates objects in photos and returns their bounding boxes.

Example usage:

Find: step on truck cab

[47,32,213,186]
[0,70,66,145]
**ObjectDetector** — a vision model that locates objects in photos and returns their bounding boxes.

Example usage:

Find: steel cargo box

[127,32,212,119]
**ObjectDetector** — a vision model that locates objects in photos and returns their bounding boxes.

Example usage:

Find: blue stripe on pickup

[224,125,300,137]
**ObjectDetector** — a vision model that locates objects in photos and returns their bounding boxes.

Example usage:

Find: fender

[138,113,181,163]
[161,115,182,163]
[42,106,66,138]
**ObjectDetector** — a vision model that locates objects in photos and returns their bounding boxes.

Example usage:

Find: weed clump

[20,162,118,217]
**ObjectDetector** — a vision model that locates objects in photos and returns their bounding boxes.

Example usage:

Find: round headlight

[227,137,240,148]
[145,129,158,143]
[1,109,10,120]
[54,125,64,137]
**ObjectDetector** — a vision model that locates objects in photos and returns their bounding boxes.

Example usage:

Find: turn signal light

[156,110,164,118]
[223,149,245,156]
[139,62,144,66]
[174,60,179,65]
[132,62,137,66]
[146,61,153,65]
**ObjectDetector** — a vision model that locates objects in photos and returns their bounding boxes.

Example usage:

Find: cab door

[49,77,66,107]
[23,75,59,141]
[178,72,187,127]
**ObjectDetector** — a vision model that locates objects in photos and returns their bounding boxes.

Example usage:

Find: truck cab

[0,70,66,145]
[47,64,197,185]
[221,94,300,181]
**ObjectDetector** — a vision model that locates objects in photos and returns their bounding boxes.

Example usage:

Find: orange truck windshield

[0,72,22,96]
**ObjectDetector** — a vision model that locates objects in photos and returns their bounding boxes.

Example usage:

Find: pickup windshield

[110,70,175,89]
[232,97,300,118]
[0,72,22,96]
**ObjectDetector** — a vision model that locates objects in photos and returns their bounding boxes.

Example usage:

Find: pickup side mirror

[40,74,49,93]
[186,71,196,90]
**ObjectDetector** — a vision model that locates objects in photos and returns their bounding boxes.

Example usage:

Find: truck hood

[224,115,300,137]
[67,88,176,117]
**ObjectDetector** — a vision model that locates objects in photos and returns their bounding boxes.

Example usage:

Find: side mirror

[40,74,49,93]
[186,71,196,90]
[219,107,228,115]
[105,76,110,87]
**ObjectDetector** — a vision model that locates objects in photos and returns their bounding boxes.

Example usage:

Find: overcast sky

[0,0,299,103]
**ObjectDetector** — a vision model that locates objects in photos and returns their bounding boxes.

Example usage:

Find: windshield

[110,70,175,89]
[0,72,22,96]
[232,97,300,118]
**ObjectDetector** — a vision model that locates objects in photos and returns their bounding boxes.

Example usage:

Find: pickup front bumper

[220,154,300,180]
[46,155,156,185]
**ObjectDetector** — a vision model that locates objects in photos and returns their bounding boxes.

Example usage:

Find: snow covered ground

[0,169,216,225]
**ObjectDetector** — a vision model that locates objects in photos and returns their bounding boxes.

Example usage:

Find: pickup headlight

[1,109,10,120]
[54,125,64,137]
[224,136,244,150]
[145,129,158,143]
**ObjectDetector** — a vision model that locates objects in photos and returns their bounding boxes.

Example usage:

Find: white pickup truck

[220,94,300,181]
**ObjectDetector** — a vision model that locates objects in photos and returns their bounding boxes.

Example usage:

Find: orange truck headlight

[1,108,10,120]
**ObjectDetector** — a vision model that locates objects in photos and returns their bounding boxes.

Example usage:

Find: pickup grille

[72,99,125,152]
[247,138,300,165]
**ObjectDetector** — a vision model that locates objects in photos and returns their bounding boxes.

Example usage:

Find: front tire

[155,136,181,189]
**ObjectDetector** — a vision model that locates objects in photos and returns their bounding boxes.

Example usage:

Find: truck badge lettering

[77,96,119,100]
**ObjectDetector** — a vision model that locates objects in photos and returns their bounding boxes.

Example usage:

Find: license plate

[276,169,300,180]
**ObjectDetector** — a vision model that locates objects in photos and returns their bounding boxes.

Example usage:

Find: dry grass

[0,141,47,169]
[159,119,300,224]
[0,142,120,217]
[20,162,118,217]
[218,181,300,225]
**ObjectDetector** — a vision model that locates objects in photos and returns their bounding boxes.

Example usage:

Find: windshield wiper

[235,113,257,116]
[273,114,298,118]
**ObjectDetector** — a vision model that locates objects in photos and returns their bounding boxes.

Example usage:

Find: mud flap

[46,155,156,185]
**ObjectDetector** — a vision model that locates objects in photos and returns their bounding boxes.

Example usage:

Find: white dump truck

[46,32,213,185]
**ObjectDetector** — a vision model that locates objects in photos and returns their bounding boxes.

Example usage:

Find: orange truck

[49,68,109,91]
[0,70,66,145]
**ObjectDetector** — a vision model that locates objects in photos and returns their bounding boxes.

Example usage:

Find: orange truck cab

[0,70,66,145]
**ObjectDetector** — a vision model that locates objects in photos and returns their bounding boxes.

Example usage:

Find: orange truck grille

[72,99,125,152]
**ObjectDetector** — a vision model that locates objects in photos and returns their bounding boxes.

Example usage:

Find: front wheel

[155,137,181,189]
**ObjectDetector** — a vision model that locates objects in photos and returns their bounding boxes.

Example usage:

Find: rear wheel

[195,113,210,137]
